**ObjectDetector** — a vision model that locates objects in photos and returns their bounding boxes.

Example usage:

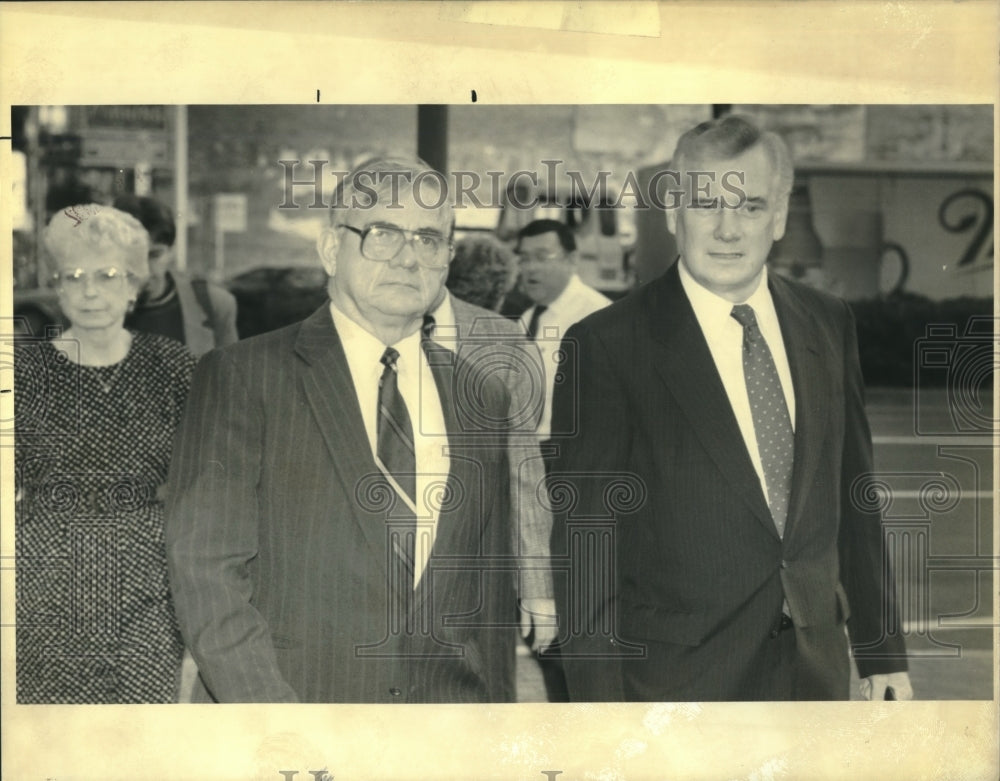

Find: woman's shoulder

[129,331,198,373]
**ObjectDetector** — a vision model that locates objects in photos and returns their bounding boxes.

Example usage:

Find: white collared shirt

[426,293,459,347]
[678,262,796,507]
[329,302,450,587]
[520,274,612,438]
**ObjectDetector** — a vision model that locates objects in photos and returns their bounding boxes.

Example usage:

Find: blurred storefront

[11,104,994,385]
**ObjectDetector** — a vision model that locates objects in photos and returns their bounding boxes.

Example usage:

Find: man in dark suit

[165,157,516,703]
[549,115,912,701]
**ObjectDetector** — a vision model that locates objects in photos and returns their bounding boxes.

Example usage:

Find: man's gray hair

[330,155,454,235]
[671,114,794,203]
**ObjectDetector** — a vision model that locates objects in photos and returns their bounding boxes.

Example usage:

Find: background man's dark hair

[517,219,576,254]
[113,194,177,247]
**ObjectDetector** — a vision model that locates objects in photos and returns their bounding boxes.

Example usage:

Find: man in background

[114,194,238,355]
[431,237,558,655]
[515,218,611,700]
[517,219,611,443]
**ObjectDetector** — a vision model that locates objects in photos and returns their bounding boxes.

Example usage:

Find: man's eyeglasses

[53,266,132,291]
[515,250,565,266]
[338,224,452,268]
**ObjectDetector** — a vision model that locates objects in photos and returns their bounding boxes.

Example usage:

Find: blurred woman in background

[15,204,197,703]
[446,234,518,312]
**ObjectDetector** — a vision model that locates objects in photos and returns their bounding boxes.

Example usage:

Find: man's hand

[519,598,558,652]
[859,671,914,700]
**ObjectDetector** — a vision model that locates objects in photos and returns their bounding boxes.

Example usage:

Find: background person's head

[515,219,576,307]
[317,156,455,339]
[446,235,516,312]
[112,194,177,298]
[44,204,149,332]
[666,115,793,303]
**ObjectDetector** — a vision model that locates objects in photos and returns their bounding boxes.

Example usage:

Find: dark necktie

[730,304,794,537]
[527,304,548,340]
[378,346,416,579]
[422,313,436,340]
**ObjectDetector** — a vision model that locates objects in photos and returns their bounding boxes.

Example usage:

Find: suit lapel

[769,276,831,541]
[646,265,776,536]
[412,339,471,610]
[294,305,388,575]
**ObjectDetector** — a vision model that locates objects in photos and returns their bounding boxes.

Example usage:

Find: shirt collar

[328,300,422,358]
[428,291,456,332]
[543,273,582,314]
[678,260,772,334]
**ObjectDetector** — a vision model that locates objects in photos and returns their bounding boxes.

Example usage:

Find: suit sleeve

[837,300,908,676]
[208,285,240,346]
[505,336,554,601]
[164,348,299,702]
[549,320,631,701]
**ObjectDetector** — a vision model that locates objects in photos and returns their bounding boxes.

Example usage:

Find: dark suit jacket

[549,264,907,701]
[165,305,516,703]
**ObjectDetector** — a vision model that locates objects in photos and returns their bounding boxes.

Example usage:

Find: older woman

[445,234,518,312]
[15,204,197,703]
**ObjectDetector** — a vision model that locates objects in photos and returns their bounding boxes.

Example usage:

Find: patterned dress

[15,331,197,703]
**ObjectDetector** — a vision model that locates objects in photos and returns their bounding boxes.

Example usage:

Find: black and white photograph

[1,3,997,780]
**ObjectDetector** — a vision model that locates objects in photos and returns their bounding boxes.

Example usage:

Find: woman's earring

[126,299,136,314]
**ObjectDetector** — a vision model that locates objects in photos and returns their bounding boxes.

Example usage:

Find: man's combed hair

[672,114,794,202]
[516,218,576,253]
[329,155,454,235]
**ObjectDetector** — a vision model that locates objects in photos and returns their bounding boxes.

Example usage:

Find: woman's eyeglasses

[53,267,131,291]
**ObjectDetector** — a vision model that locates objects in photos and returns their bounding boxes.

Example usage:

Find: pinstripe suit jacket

[443,296,553,602]
[549,264,908,701]
[165,305,516,703]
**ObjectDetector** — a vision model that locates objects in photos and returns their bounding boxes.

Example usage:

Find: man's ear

[317,227,340,277]
[771,198,790,242]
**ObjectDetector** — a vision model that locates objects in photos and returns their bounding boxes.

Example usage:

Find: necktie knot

[730,303,758,329]
[380,346,400,371]
[731,304,762,345]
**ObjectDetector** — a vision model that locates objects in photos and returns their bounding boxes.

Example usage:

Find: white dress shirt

[329,302,450,586]
[678,262,796,508]
[520,274,612,438]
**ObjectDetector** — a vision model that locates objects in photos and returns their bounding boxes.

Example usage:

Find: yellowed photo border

[1,2,997,779]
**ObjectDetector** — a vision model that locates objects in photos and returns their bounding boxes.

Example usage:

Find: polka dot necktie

[378,346,416,578]
[731,304,794,537]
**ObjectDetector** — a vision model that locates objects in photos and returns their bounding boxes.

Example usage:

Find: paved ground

[516,388,997,702]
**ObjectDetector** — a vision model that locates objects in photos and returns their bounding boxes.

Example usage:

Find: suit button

[769,628,779,639]
[389,687,402,697]
[780,560,788,569]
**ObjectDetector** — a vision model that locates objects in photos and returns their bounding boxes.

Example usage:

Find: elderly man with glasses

[165,157,517,703]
